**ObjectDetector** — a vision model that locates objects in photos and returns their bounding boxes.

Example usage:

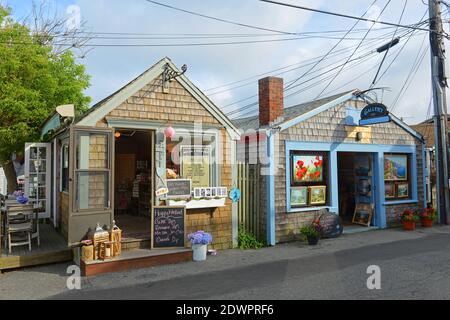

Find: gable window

[61,144,69,192]
[384,154,411,201]
[289,151,329,208]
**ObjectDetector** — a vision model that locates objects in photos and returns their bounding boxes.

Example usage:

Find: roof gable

[77,57,240,139]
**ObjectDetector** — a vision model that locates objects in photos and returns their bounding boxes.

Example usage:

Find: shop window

[166,133,217,188]
[74,132,110,211]
[289,151,329,208]
[384,153,411,201]
[61,144,69,192]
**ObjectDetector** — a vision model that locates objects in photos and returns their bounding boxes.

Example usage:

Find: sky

[3,0,447,125]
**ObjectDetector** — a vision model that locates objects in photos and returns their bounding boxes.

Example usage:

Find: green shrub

[238,226,264,250]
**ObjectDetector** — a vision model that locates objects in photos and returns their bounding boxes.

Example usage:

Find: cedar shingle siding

[96,75,233,250]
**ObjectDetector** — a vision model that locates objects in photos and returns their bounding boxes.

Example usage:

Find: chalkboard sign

[320,212,344,239]
[152,206,186,248]
[166,179,192,199]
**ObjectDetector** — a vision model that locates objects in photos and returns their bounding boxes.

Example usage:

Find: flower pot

[307,235,320,246]
[402,221,416,231]
[192,244,208,262]
[421,218,433,228]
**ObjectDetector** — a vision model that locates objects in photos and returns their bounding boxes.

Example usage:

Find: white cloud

[8,0,442,123]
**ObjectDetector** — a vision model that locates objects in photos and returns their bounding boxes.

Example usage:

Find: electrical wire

[370,0,408,88]
[258,0,439,34]
[284,0,379,92]
[314,0,392,100]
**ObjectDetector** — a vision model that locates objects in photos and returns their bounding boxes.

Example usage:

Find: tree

[0,5,91,193]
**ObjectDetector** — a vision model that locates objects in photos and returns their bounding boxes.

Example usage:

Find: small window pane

[75,172,109,210]
[61,145,69,192]
[76,132,109,170]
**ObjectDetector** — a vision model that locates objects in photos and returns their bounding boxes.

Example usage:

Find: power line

[143,0,300,36]
[315,0,393,99]
[370,0,408,88]
[258,0,439,34]
[284,0,379,91]
[226,47,386,118]
[391,40,429,113]
[224,28,418,116]
[372,11,429,85]
[211,26,422,102]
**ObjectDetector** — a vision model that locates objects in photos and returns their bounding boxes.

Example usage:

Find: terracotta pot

[402,220,416,231]
[307,235,320,245]
[421,218,433,228]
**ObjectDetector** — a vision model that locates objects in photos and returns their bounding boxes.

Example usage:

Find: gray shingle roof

[233,91,353,131]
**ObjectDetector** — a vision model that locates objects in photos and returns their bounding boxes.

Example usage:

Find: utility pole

[429,0,450,224]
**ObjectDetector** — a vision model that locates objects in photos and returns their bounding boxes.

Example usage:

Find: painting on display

[384,155,408,181]
[352,203,374,227]
[385,182,396,199]
[292,154,324,183]
[309,186,327,205]
[290,187,308,207]
[397,183,409,198]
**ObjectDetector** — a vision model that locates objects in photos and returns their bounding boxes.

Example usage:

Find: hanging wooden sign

[359,103,391,126]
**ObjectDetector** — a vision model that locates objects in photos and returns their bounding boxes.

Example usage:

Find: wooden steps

[80,248,192,276]
[0,248,72,271]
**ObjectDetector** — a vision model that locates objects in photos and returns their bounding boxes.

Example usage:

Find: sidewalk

[1,226,449,300]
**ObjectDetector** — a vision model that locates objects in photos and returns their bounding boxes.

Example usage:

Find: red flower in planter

[297,160,304,168]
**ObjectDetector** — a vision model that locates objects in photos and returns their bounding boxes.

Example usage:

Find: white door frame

[24,142,52,219]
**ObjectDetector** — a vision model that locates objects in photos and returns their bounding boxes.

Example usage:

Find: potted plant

[300,219,323,245]
[420,207,436,228]
[187,231,213,262]
[400,210,420,231]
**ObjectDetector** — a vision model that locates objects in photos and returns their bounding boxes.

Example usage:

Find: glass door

[25,143,52,219]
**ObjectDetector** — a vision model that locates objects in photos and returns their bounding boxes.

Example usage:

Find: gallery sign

[359,103,391,126]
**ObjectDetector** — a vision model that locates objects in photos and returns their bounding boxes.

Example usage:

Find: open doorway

[338,152,374,228]
[114,129,153,241]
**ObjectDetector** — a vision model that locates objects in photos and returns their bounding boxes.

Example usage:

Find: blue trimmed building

[235,77,427,245]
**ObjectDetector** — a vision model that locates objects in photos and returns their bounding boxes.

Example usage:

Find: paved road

[52,230,450,300]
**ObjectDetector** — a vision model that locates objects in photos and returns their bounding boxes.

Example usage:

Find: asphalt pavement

[2,226,450,300]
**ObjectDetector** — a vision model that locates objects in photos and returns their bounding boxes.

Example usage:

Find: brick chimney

[259,76,284,126]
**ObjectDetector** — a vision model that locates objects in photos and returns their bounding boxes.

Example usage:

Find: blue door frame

[338,152,377,226]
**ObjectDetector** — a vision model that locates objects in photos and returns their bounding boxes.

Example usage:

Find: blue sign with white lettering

[359,103,391,126]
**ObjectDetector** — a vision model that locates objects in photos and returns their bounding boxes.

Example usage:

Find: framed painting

[397,183,409,198]
[290,187,308,207]
[352,203,374,227]
[308,186,327,206]
[385,182,396,199]
[292,154,325,183]
[384,154,408,181]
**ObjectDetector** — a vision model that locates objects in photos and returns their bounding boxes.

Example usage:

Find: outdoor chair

[4,204,34,254]
[4,200,41,247]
